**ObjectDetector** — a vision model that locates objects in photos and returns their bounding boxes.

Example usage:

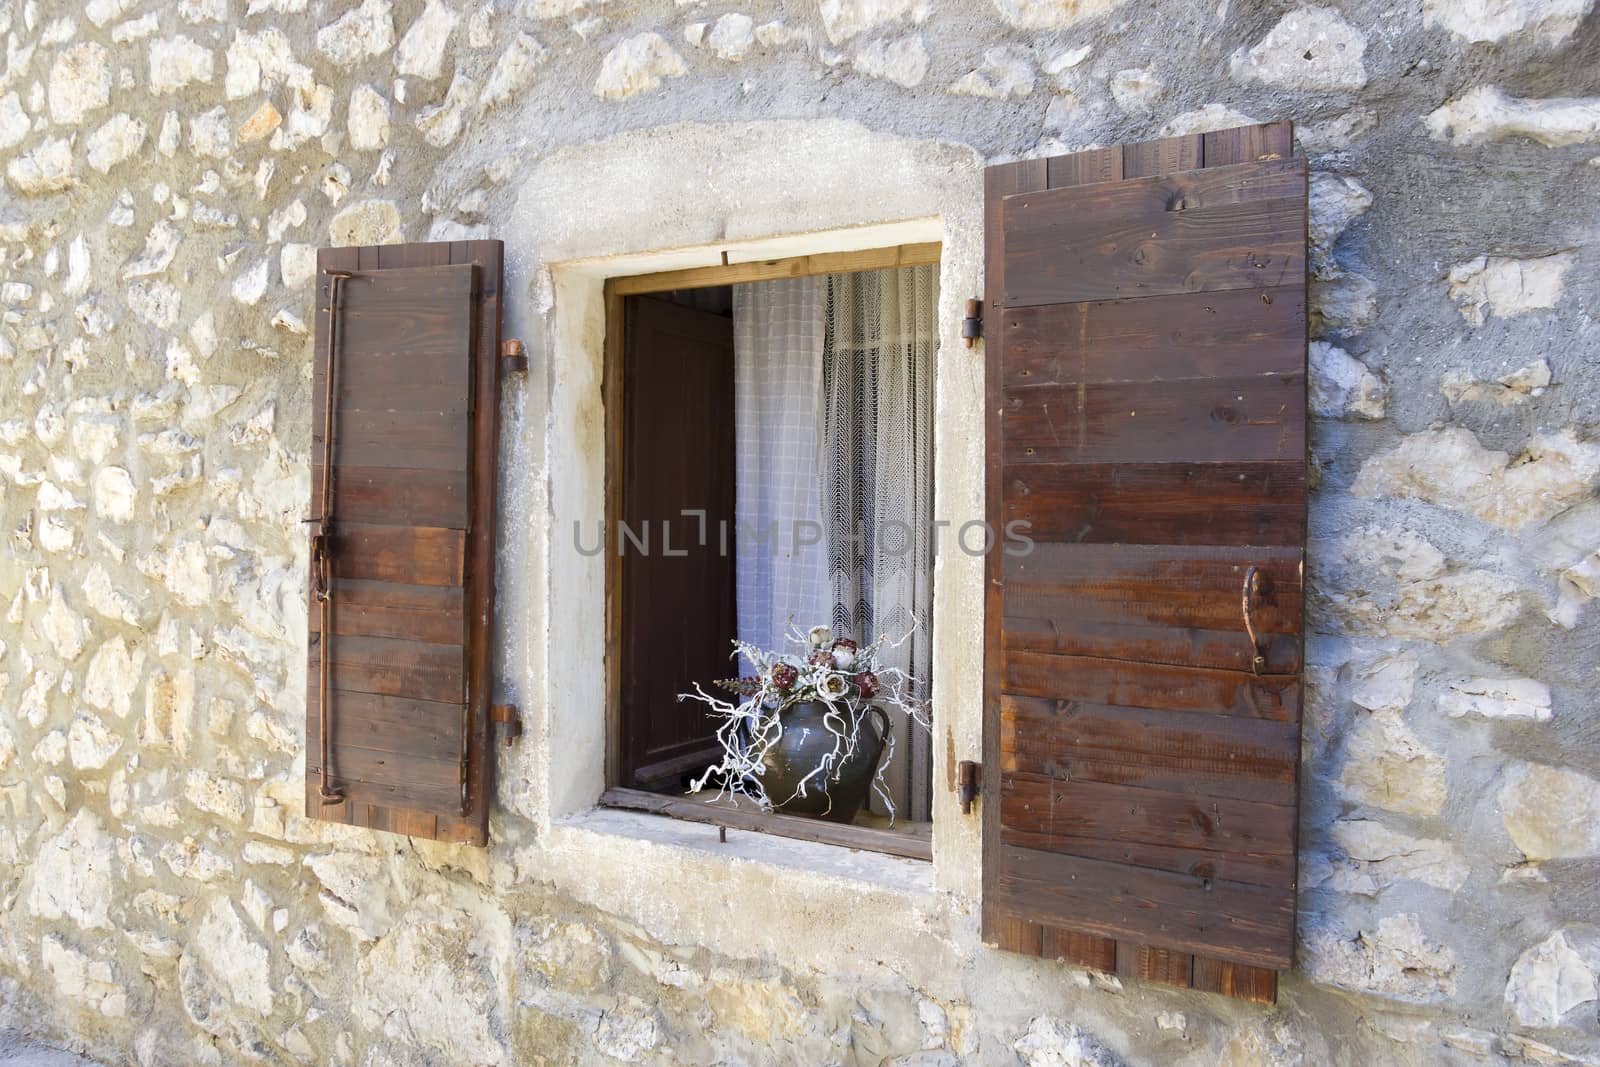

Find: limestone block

[1424,0,1595,44]
[396,0,458,80]
[161,837,234,881]
[1302,914,1457,1002]
[853,37,929,89]
[414,70,475,147]
[1350,651,1418,713]
[1442,358,1552,404]
[1427,86,1600,146]
[1309,271,1377,337]
[1439,677,1552,722]
[1308,173,1372,279]
[1446,252,1574,325]
[7,137,78,195]
[356,904,507,1065]
[0,92,28,149]
[318,0,395,65]
[1013,1018,1122,1067]
[1499,763,1600,860]
[42,936,128,1017]
[306,851,393,940]
[1231,7,1367,91]
[594,33,687,100]
[1315,819,1468,894]
[149,36,215,95]
[1309,341,1385,419]
[480,33,547,111]
[68,712,123,769]
[143,668,195,754]
[1352,426,1600,529]
[990,0,1127,31]
[1339,708,1447,817]
[1109,68,1161,112]
[185,770,249,824]
[949,48,1034,99]
[28,809,118,931]
[330,199,403,246]
[1505,931,1598,1028]
[40,583,91,661]
[1551,548,1600,629]
[93,466,136,522]
[48,42,111,125]
[706,14,755,61]
[820,0,927,42]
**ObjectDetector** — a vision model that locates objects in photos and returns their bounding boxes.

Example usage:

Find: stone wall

[0,0,1598,1063]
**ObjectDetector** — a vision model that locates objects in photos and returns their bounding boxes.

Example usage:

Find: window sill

[600,787,932,862]
[550,799,938,901]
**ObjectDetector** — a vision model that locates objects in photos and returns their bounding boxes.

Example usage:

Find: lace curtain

[732,277,830,655]
[732,265,938,821]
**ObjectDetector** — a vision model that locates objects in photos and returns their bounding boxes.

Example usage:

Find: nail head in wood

[500,338,528,374]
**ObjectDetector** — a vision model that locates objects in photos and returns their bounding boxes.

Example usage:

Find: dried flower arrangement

[680,625,931,820]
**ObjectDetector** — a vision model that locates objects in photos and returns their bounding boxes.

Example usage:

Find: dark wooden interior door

[982,123,1308,1002]
[621,296,737,786]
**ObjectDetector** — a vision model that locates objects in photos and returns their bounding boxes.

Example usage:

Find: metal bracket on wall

[961,299,983,348]
[500,338,529,374]
[957,760,981,814]
[489,704,523,747]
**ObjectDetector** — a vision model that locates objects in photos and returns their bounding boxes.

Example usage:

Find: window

[600,246,940,859]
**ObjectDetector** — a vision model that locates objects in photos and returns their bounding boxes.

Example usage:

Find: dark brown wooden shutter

[306,241,506,846]
[981,122,1307,1003]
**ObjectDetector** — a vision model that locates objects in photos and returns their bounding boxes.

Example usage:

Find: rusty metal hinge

[961,299,983,348]
[490,703,523,747]
[957,760,981,814]
[500,338,528,374]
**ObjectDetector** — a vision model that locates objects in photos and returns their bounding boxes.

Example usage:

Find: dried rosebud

[807,649,833,667]
[831,646,857,670]
[853,671,879,699]
[831,637,858,653]
[820,673,851,699]
[770,663,799,690]
[808,625,834,648]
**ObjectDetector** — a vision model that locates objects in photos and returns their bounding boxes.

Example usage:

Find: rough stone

[193,897,274,1016]
[1309,341,1385,420]
[330,199,403,246]
[820,0,927,42]
[86,114,147,173]
[480,33,547,110]
[1424,0,1595,44]
[1446,252,1575,325]
[1230,7,1367,91]
[1551,548,1600,629]
[706,14,756,61]
[348,84,392,150]
[42,936,128,1017]
[1427,86,1600,147]
[317,0,395,65]
[990,0,1128,31]
[84,636,144,718]
[1506,931,1598,1029]
[1442,358,1552,405]
[1302,914,1457,1003]
[1013,1017,1122,1067]
[1339,706,1447,817]
[594,33,687,100]
[415,71,475,147]
[1108,67,1161,112]
[28,810,117,931]
[396,0,458,80]
[1439,677,1552,722]
[853,37,929,89]
[949,48,1034,99]
[1352,426,1600,530]
[48,42,111,125]
[1314,819,1468,895]
[7,138,77,195]
[1499,763,1600,861]
[149,36,215,95]
[1308,173,1372,280]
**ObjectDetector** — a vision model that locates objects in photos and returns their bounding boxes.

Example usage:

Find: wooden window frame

[599,241,941,863]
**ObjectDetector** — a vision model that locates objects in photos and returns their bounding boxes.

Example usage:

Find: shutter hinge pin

[489,703,523,747]
[500,338,529,374]
[957,760,981,815]
[962,299,983,348]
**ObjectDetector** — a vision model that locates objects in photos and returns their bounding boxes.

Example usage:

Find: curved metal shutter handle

[313,268,355,806]
[1241,565,1266,676]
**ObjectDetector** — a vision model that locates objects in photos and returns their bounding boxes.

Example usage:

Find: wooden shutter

[306,241,506,846]
[981,122,1307,1003]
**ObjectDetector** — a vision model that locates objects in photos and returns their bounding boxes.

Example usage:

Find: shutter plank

[1002,286,1306,390]
[308,582,465,644]
[999,772,1297,888]
[995,845,1296,970]
[1003,461,1305,545]
[1000,697,1300,805]
[309,634,465,704]
[1003,374,1306,465]
[983,124,1305,997]
[1002,159,1306,307]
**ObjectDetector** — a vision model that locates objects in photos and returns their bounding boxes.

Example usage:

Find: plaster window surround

[496,122,988,919]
